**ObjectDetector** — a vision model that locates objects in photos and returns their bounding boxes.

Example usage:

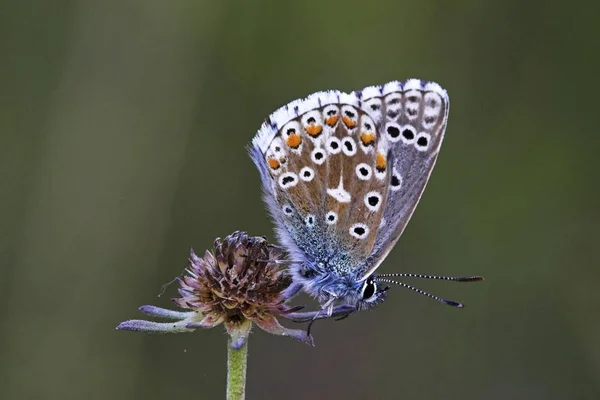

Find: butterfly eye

[361,278,377,300]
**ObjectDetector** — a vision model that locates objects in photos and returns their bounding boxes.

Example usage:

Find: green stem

[226,338,248,400]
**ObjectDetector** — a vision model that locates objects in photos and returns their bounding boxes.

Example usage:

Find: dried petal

[186,314,224,329]
[254,315,314,346]
[138,305,195,320]
[116,319,193,334]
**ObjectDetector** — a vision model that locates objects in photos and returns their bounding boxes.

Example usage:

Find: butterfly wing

[250,79,448,292]
[359,79,449,278]
[249,91,392,278]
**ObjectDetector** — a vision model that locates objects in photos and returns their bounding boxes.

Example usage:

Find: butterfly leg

[297,295,332,336]
[285,304,357,322]
[282,281,303,300]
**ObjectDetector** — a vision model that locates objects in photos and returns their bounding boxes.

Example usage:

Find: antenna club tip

[460,276,484,282]
[444,300,465,308]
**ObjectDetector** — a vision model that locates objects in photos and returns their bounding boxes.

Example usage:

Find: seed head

[117,231,312,349]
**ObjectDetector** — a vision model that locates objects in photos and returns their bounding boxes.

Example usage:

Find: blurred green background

[1,0,599,399]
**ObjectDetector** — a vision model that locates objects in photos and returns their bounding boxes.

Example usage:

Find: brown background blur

[1,1,599,399]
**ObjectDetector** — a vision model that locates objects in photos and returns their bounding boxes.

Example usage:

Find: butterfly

[249,79,482,321]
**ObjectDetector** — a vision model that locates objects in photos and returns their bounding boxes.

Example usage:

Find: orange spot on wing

[325,115,339,127]
[361,132,376,146]
[306,124,323,137]
[342,116,357,129]
[268,158,280,170]
[376,152,386,172]
[286,133,302,148]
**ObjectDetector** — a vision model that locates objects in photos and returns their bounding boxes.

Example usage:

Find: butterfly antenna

[377,273,483,282]
[375,278,467,308]
[306,308,324,337]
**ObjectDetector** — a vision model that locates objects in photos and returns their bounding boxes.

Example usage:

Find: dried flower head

[116,231,312,349]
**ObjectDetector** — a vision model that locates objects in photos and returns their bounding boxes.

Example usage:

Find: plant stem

[226,338,248,400]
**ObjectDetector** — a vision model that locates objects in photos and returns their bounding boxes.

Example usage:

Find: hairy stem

[226,338,248,400]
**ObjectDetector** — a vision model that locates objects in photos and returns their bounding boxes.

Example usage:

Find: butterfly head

[356,274,390,310]
[287,272,484,324]
[310,270,483,315]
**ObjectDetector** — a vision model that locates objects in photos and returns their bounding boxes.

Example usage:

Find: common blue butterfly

[249,79,482,321]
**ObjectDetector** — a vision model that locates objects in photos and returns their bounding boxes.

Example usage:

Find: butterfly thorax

[291,256,366,304]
